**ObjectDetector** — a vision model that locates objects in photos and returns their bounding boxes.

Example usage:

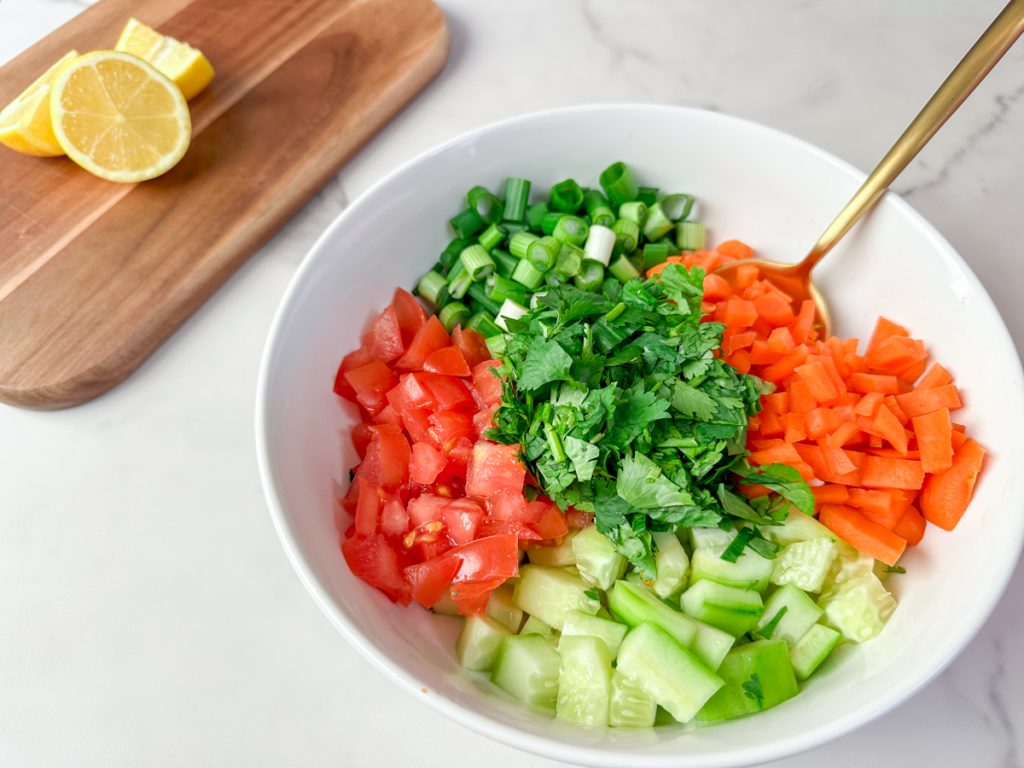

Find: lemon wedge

[115,18,214,100]
[50,51,191,183]
[0,51,80,156]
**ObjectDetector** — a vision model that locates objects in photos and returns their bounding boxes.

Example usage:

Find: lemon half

[0,51,80,156]
[50,51,191,183]
[115,18,214,100]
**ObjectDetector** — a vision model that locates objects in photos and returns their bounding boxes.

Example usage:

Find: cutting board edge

[0,5,450,411]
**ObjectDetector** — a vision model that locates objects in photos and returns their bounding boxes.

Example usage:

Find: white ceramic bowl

[256,105,1024,767]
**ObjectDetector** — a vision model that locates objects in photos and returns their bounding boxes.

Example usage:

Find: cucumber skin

[756,584,824,647]
[790,624,841,680]
[690,548,774,592]
[680,581,764,637]
[696,639,799,722]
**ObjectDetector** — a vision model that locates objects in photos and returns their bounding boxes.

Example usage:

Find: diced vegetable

[696,640,799,722]
[513,565,600,630]
[556,635,613,727]
[457,614,511,671]
[491,634,560,708]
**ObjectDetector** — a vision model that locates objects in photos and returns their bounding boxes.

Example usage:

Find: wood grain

[0,0,449,409]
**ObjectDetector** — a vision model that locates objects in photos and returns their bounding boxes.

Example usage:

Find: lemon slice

[115,18,215,100]
[50,51,191,183]
[0,51,79,156]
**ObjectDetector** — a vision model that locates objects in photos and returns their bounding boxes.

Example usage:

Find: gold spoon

[714,0,1024,337]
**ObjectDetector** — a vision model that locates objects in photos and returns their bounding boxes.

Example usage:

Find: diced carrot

[950,430,968,450]
[915,363,953,390]
[866,317,909,356]
[728,349,752,374]
[787,378,817,413]
[767,326,796,354]
[819,504,907,566]
[761,347,809,383]
[854,392,885,417]
[702,273,732,302]
[753,293,795,326]
[860,456,925,490]
[724,298,758,328]
[716,239,755,260]
[812,484,849,505]
[869,405,909,454]
[952,423,966,432]
[912,408,954,474]
[783,413,807,443]
[749,442,804,468]
[794,443,864,486]
[883,395,910,426]
[749,340,782,365]
[759,407,784,438]
[847,488,905,529]
[817,355,849,400]
[735,263,760,290]
[826,421,863,448]
[805,407,843,440]
[919,439,985,531]
[790,300,816,344]
[795,360,840,404]
[645,255,686,278]
[895,384,962,418]
[724,330,757,355]
[850,373,899,395]
[764,392,790,414]
[893,505,926,545]
[819,442,858,475]
[867,335,926,374]
[895,354,929,384]
[869,448,920,460]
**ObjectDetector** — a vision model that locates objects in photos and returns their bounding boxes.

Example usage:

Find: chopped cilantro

[583,587,601,601]
[741,673,765,708]
[754,606,789,640]
[883,565,907,574]
[486,264,812,577]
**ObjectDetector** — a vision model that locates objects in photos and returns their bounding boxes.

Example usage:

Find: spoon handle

[801,0,1024,271]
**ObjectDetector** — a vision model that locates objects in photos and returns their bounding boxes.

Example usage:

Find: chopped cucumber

[560,610,628,657]
[652,531,689,599]
[680,581,763,637]
[690,546,774,592]
[491,634,560,709]
[431,593,460,617]
[771,538,837,594]
[607,581,734,670]
[763,508,839,546]
[457,614,511,671]
[755,584,823,646]
[790,624,841,680]
[486,583,524,632]
[696,639,799,722]
[513,565,600,630]
[520,618,561,647]
[556,635,613,727]
[616,622,724,723]
[823,542,876,590]
[689,526,735,551]
[572,525,627,589]
[818,572,896,643]
[609,670,657,728]
[527,533,577,567]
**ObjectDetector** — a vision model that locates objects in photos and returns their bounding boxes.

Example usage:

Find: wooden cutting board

[0,0,448,409]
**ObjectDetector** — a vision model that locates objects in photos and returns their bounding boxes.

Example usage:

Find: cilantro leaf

[734,462,815,516]
[617,453,695,509]
[517,337,573,391]
[742,673,765,709]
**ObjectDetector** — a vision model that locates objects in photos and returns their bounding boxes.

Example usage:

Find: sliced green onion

[583,188,616,228]
[599,161,639,207]
[552,215,589,246]
[509,231,540,259]
[554,243,584,277]
[460,244,496,280]
[530,291,548,309]
[495,298,529,331]
[618,201,647,227]
[526,202,549,232]
[527,235,560,272]
[467,186,504,224]
[503,221,527,238]
[434,284,452,309]
[549,178,584,213]
[491,248,518,278]
[467,312,503,338]
[449,208,485,239]
[660,193,695,221]
[439,300,470,331]
[539,212,563,236]
[487,274,529,306]
[466,283,502,315]
[416,270,447,305]
[485,334,508,357]
[439,237,470,272]
[642,242,672,270]
[637,186,659,206]
[642,201,674,241]
[574,258,605,292]
[512,258,545,290]
[612,218,640,254]
[628,252,645,273]
[608,254,641,283]
[448,273,472,299]
[583,224,616,266]
[477,222,506,252]
[502,177,531,223]
[545,270,567,287]
[677,220,706,251]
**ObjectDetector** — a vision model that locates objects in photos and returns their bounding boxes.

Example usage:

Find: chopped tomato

[351,422,373,459]
[341,534,410,604]
[404,556,461,609]
[429,410,476,449]
[451,326,492,369]
[530,502,570,540]
[358,424,410,489]
[334,346,374,400]
[380,495,410,539]
[447,534,520,583]
[409,442,447,485]
[407,493,449,527]
[466,442,526,498]
[442,498,485,545]
[391,288,427,346]
[451,577,507,615]
[396,316,449,370]
[354,477,381,536]
[472,360,504,406]
[420,373,476,411]
[345,361,398,413]
[424,346,472,377]
[362,306,405,363]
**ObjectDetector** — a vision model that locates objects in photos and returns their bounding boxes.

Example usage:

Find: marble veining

[0,1,1021,767]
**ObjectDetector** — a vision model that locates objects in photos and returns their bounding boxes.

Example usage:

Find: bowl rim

[255,102,1024,768]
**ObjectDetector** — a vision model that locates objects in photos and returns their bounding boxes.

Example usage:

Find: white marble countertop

[2,1,1023,765]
